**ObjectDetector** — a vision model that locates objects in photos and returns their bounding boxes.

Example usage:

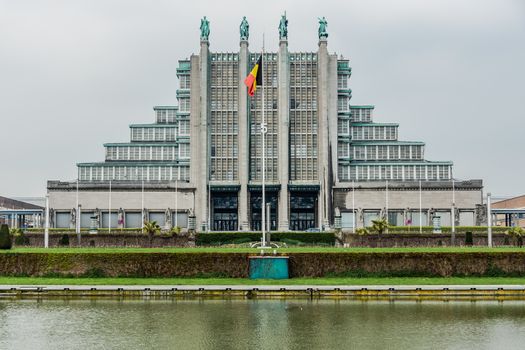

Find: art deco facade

[47,22,484,231]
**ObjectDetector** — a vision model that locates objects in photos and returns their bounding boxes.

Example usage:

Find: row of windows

[155,109,177,124]
[350,108,372,122]
[78,166,190,181]
[337,143,424,160]
[130,127,179,142]
[105,145,190,161]
[338,164,451,181]
[344,125,398,141]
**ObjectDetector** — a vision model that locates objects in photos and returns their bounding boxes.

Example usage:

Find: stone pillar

[317,38,330,229]
[277,39,290,231]
[191,40,210,231]
[238,40,250,231]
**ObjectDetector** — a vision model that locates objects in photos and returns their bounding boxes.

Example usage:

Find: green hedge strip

[195,232,336,246]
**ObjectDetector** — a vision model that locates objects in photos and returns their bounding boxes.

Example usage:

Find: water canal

[1,298,524,349]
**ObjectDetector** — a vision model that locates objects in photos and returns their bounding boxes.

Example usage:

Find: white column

[238,39,250,231]
[277,39,290,231]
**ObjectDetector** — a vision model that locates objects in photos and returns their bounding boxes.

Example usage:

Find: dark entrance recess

[290,192,318,231]
[250,192,278,231]
[211,193,238,231]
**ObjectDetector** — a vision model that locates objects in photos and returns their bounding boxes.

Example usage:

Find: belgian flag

[244,56,262,96]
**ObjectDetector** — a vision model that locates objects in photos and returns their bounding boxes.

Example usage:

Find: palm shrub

[143,221,161,247]
[506,227,525,247]
[0,224,12,249]
[356,227,369,236]
[371,218,389,235]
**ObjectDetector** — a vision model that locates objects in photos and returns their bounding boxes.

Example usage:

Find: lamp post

[108,178,112,233]
[487,192,492,248]
[175,173,178,228]
[451,179,456,245]
[352,180,356,233]
[76,178,81,245]
[44,194,49,248]
[141,179,145,229]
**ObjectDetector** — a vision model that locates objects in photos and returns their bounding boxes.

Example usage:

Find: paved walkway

[1,284,524,292]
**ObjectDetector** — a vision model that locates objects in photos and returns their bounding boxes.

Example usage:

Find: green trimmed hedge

[386,226,508,234]
[195,232,335,246]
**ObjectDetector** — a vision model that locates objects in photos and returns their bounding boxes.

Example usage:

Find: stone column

[317,38,330,229]
[192,40,210,231]
[277,39,290,231]
[238,40,250,231]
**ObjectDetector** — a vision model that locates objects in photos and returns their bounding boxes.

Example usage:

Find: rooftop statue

[318,16,328,39]
[278,13,288,40]
[200,16,210,40]
[240,16,249,40]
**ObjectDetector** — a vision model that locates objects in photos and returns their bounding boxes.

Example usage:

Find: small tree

[506,227,525,247]
[371,218,389,235]
[0,224,12,250]
[143,221,161,247]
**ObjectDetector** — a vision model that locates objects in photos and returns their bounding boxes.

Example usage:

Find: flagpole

[261,34,266,247]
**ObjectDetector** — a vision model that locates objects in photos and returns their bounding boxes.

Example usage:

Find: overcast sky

[1,0,524,198]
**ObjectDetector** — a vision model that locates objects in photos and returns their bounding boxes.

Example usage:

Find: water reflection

[0,299,524,349]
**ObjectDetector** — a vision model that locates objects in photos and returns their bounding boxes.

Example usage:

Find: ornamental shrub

[465,231,473,246]
[14,230,30,246]
[58,234,70,246]
[0,224,12,250]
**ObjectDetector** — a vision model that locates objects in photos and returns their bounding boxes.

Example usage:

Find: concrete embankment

[1,285,525,299]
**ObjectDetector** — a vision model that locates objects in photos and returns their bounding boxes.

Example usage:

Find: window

[400,146,410,159]
[337,120,349,134]
[167,109,176,123]
[377,146,388,160]
[337,75,348,89]
[354,146,365,160]
[156,110,167,123]
[106,147,116,161]
[338,142,349,157]
[131,128,141,141]
[179,98,190,112]
[366,146,376,160]
[350,109,360,122]
[338,97,348,111]
[438,165,449,180]
[179,75,191,89]
[179,143,190,158]
[178,120,190,136]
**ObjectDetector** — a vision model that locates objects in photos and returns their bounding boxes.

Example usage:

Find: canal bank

[2,249,525,278]
[2,284,525,299]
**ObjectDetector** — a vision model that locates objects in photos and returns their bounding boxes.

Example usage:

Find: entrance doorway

[290,192,317,231]
[211,193,238,231]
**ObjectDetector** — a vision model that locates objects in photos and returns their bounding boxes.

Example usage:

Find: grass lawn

[1,247,525,254]
[0,276,524,285]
